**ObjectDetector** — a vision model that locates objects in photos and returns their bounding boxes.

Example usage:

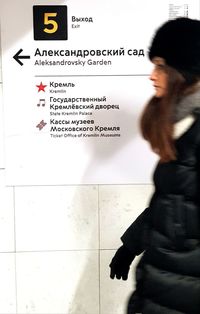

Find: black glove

[109,245,135,280]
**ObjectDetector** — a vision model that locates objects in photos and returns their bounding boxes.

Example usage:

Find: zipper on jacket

[173,195,186,249]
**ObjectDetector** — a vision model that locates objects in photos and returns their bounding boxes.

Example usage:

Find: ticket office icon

[33,5,68,40]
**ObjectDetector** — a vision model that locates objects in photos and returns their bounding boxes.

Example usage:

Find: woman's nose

[149,68,157,81]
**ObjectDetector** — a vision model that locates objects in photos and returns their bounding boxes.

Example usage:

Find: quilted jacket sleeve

[121,206,152,256]
[196,141,200,202]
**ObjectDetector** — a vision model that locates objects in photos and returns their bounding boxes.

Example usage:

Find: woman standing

[109,17,200,314]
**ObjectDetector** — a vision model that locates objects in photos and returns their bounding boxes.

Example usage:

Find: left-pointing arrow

[13,49,31,66]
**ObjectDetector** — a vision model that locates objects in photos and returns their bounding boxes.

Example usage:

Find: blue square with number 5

[33,5,68,40]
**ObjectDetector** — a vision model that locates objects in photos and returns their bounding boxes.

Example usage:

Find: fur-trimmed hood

[173,87,200,122]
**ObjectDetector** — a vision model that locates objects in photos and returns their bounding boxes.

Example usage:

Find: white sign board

[0,0,199,185]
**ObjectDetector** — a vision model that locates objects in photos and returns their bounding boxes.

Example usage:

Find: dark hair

[140,66,200,163]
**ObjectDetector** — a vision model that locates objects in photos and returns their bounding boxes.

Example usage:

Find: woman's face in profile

[150,57,168,98]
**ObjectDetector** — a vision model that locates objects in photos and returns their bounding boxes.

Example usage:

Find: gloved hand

[109,245,135,280]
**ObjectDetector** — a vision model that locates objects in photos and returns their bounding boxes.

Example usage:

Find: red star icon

[36,82,47,92]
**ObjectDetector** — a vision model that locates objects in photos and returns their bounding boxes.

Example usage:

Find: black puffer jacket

[121,112,200,314]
